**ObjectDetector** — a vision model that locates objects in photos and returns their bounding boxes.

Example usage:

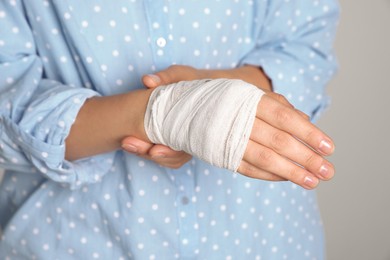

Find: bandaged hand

[145,78,260,172]
[121,66,335,189]
[142,78,335,189]
[121,65,272,169]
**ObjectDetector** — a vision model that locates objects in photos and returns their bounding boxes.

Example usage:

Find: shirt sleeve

[0,1,115,189]
[239,0,340,121]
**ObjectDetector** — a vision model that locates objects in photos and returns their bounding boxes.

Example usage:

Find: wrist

[124,88,154,143]
[65,88,153,161]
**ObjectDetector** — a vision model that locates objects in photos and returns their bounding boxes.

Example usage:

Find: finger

[142,67,177,89]
[257,95,335,156]
[138,153,192,169]
[156,65,198,84]
[157,155,192,169]
[267,92,310,120]
[243,139,320,189]
[251,119,335,181]
[121,136,154,155]
[148,144,189,159]
[142,74,162,89]
[143,65,200,89]
[237,160,286,182]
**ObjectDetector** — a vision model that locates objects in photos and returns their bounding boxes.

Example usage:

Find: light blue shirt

[0,0,339,259]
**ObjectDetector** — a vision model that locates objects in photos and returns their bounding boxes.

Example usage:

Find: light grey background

[317,0,390,259]
[1,0,389,259]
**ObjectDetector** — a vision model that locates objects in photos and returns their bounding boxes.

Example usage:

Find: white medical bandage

[144,78,265,172]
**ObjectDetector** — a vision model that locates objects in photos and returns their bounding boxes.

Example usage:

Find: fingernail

[147,74,161,84]
[320,164,330,179]
[151,153,166,159]
[319,139,333,155]
[304,176,319,188]
[121,144,138,154]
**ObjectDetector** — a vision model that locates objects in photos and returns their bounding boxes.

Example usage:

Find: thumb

[121,136,154,155]
[142,65,199,89]
[142,74,162,89]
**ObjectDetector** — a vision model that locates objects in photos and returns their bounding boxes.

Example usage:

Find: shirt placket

[170,164,200,259]
[143,0,173,71]
[143,1,199,258]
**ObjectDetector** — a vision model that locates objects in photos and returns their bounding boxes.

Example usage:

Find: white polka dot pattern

[0,0,339,259]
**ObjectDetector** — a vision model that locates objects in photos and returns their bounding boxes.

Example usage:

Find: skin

[65,65,335,190]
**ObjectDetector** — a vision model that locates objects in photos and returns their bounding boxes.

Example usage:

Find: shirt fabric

[0,0,339,259]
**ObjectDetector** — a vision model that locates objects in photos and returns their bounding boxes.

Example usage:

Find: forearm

[65,89,153,161]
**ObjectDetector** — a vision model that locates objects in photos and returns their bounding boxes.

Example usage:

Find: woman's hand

[122,64,271,168]
[121,65,335,189]
[238,92,335,189]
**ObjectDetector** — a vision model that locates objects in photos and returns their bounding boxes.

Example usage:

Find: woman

[0,0,339,259]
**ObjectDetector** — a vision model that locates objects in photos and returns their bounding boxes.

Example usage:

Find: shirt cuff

[1,90,115,190]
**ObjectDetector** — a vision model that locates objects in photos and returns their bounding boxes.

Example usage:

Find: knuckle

[168,65,192,74]
[270,132,290,150]
[296,109,310,120]
[287,167,301,181]
[240,163,258,179]
[157,71,172,84]
[268,92,280,99]
[274,93,285,102]
[304,152,322,170]
[269,93,290,105]
[279,95,289,103]
[304,127,318,143]
[257,149,273,166]
[275,107,292,125]
[161,65,183,83]
[163,65,191,83]
[167,64,180,72]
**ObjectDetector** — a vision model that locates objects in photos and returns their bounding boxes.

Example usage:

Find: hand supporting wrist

[144,78,265,171]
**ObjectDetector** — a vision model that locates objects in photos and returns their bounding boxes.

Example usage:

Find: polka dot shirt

[0,0,339,259]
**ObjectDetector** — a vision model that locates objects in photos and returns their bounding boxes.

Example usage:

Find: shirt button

[181,196,190,205]
[156,37,167,48]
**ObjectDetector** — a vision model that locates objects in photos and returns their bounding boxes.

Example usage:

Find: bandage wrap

[144,78,265,171]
